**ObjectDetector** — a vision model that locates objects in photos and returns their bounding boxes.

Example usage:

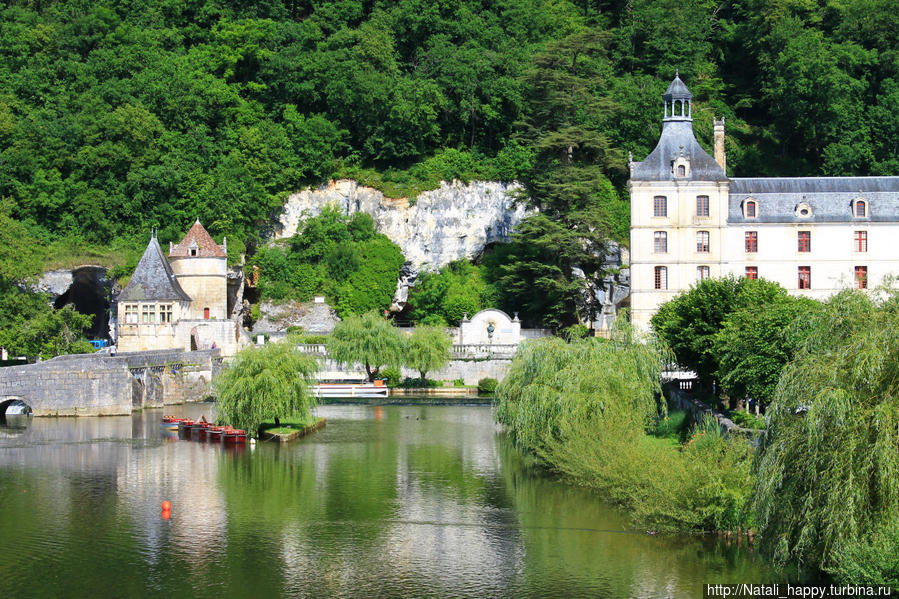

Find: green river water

[0,403,782,598]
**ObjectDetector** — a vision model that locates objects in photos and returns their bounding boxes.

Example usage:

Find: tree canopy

[213,339,319,436]
[326,311,404,381]
[250,208,404,317]
[403,325,452,381]
[752,289,899,583]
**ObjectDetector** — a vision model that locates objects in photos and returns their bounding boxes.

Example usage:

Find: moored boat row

[162,416,248,444]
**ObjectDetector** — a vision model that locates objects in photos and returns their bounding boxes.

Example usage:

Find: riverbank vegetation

[214,339,319,436]
[495,332,754,533]
[753,290,899,586]
[652,277,821,406]
[647,280,899,584]
[327,312,404,382]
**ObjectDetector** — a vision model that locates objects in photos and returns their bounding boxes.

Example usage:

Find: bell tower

[663,71,693,122]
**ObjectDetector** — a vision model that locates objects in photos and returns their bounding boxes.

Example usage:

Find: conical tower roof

[169,219,226,258]
[120,237,191,302]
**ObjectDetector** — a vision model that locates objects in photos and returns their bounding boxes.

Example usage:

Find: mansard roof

[169,220,226,258]
[631,120,727,182]
[119,237,191,302]
[728,177,899,223]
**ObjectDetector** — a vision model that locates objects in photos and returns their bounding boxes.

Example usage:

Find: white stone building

[115,221,250,356]
[629,74,899,331]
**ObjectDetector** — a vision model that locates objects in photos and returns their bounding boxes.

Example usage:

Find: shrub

[452,378,465,387]
[397,377,440,388]
[477,377,498,395]
[379,367,401,387]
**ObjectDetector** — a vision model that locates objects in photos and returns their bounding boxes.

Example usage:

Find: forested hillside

[1,0,897,332]
[3,0,897,247]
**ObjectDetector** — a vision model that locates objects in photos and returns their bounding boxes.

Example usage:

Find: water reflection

[0,404,781,598]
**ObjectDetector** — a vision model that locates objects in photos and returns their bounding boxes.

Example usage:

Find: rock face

[275,179,531,273]
[252,299,341,335]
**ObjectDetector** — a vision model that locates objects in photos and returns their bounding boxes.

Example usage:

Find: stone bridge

[0,349,221,416]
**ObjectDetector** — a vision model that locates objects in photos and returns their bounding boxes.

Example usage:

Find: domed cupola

[663,70,692,121]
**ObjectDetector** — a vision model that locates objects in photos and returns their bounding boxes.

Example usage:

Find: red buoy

[161,500,171,511]
[161,509,170,521]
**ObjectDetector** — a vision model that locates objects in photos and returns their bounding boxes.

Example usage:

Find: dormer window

[795,202,813,218]
[190,248,197,256]
[673,155,690,178]
[744,200,758,219]
[853,199,867,218]
[189,241,199,257]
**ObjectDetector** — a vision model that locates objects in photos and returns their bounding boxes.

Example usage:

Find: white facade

[629,75,899,332]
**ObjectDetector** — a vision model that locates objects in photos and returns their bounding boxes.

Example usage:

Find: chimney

[714,117,726,172]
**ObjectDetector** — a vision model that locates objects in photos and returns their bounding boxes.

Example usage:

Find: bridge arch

[0,397,33,417]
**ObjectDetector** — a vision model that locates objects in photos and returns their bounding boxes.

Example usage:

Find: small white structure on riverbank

[455,309,521,345]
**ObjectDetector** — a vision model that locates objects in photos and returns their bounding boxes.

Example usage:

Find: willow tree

[327,311,403,381]
[753,289,899,581]
[214,341,319,436]
[404,325,452,382]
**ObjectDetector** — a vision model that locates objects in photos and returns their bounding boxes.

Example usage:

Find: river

[0,403,780,598]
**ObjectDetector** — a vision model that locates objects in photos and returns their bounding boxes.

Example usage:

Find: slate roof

[169,220,226,258]
[631,120,727,182]
[663,74,692,99]
[728,177,899,223]
[119,237,191,302]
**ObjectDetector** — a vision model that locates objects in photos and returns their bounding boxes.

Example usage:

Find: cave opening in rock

[53,267,110,340]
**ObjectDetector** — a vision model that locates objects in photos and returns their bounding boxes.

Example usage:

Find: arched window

[677,165,686,177]
[744,200,757,218]
[654,266,668,290]
[855,200,867,217]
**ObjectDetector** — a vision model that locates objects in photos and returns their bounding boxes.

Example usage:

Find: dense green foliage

[213,340,319,436]
[495,330,753,531]
[652,276,818,403]
[407,260,496,325]
[403,325,451,381]
[250,208,403,316]
[3,0,895,241]
[327,311,403,381]
[3,0,898,331]
[752,290,899,583]
[0,291,95,359]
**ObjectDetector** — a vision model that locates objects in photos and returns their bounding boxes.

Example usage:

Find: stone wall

[0,358,133,416]
[0,349,220,416]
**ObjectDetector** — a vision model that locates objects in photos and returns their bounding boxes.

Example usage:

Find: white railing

[298,343,519,360]
[451,344,519,359]
[312,383,388,398]
[297,344,328,355]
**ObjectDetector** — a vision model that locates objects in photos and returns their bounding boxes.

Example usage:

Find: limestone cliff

[275,179,531,272]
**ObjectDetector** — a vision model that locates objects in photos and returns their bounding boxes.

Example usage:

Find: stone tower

[168,220,228,321]
[628,73,730,331]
